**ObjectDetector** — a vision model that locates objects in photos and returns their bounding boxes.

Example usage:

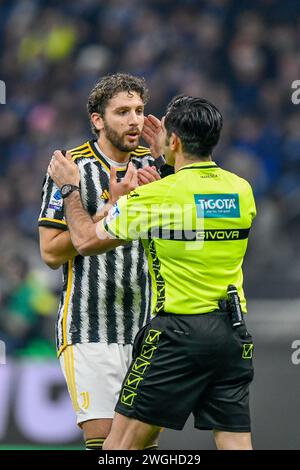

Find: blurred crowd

[1,0,300,356]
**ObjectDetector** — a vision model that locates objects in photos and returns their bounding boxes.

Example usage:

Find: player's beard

[103,121,140,152]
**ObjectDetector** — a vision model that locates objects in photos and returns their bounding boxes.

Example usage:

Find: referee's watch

[60,184,80,199]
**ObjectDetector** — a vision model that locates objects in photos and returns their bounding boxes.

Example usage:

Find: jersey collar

[89,139,129,176]
[177,161,218,172]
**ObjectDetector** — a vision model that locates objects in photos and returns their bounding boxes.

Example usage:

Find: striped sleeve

[38,173,68,230]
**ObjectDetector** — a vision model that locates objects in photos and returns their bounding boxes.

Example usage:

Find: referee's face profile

[93,91,145,152]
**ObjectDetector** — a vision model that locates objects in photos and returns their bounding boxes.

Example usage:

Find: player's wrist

[61,184,80,199]
[108,197,117,206]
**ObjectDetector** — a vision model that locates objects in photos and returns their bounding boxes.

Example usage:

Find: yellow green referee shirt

[103,161,256,315]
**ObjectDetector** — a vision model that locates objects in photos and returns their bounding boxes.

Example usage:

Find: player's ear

[91,112,104,133]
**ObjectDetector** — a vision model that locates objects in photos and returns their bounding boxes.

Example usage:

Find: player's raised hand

[48,150,80,188]
[142,114,164,158]
[109,162,138,204]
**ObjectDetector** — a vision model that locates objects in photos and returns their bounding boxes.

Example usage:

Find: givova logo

[194,193,240,218]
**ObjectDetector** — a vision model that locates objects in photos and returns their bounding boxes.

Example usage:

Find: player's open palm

[48,150,80,188]
[109,162,138,204]
[142,114,164,158]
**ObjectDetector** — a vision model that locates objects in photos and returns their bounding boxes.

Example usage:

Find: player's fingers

[110,166,117,186]
[124,161,133,181]
[142,166,159,176]
[130,168,138,188]
[137,173,149,185]
[142,121,156,135]
[141,128,154,141]
[144,120,157,134]
[121,163,138,192]
[53,149,65,160]
[147,114,162,129]
[138,167,160,183]
[127,162,138,187]
[144,116,158,133]
[122,161,134,186]
[65,150,73,161]
[47,163,53,178]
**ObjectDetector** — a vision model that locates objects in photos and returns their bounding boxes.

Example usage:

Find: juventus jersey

[39,140,154,356]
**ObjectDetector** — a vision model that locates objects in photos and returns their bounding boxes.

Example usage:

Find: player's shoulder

[130,145,152,158]
[130,146,155,168]
[68,140,95,163]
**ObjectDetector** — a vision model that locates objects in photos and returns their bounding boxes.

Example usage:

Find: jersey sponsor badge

[48,189,63,210]
[194,193,240,218]
[53,190,62,200]
[48,203,62,211]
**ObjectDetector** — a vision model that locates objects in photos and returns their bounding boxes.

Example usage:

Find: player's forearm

[63,192,117,256]
[39,229,78,269]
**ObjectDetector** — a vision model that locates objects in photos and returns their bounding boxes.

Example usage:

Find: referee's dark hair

[164,95,223,158]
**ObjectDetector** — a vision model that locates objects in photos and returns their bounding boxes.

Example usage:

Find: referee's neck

[175,154,212,172]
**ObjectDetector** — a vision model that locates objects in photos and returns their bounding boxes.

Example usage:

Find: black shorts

[115,311,254,432]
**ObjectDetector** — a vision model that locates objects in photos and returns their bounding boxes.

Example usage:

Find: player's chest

[79,163,111,215]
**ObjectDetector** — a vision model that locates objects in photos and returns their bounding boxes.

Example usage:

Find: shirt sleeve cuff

[38,218,68,230]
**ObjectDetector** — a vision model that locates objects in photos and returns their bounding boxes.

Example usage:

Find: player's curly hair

[87,73,149,136]
[164,95,223,158]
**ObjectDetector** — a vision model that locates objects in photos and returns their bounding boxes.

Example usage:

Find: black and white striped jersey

[39,140,154,356]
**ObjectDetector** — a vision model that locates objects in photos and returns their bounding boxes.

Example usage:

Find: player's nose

[128,110,139,126]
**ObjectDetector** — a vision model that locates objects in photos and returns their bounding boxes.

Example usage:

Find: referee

[49,95,256,450]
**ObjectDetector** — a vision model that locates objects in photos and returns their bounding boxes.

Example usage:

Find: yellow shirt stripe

[57,259,73,356]
[38,217,67,226]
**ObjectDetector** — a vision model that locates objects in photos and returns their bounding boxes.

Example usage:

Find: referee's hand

[48,150,80,188]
